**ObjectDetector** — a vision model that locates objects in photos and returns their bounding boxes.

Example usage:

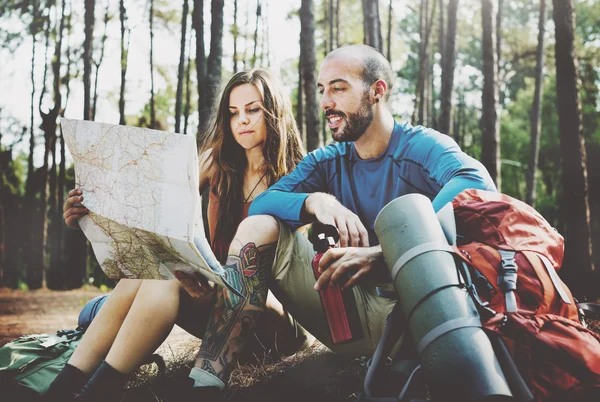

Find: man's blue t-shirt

[249,121,497,246]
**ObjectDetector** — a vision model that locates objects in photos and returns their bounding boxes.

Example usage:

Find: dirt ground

[0,286,205,348]
[0,287,108,346]
[0,287,364,402]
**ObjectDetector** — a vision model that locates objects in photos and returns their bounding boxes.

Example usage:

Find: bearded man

[184,44,497,397]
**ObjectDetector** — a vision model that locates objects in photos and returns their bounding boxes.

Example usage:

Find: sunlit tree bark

[481,0,500,189]
[526,0,546,206]
[552,0,596,297]
[175,0,189,134]
[438,0,458,136]
[363,0,382,52]
[83,0,95,121]
[300,0,319,151]
[192,0,206,142]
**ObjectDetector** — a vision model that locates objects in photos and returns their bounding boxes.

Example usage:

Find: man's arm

[409,128,497,212]
[249,153,325,228]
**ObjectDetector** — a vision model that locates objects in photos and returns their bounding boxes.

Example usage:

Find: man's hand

[305,193,369,248]
[63,188,89,229]
[314,245,384,291]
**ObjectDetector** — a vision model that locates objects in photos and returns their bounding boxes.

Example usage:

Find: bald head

[324,45,394,101]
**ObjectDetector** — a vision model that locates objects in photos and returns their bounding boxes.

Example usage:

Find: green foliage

[336,0,364,46]
[499,73,562,224]
[133,86,176,131]
[576,0,600,44]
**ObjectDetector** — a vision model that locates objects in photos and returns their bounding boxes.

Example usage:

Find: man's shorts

[270,220,397,357]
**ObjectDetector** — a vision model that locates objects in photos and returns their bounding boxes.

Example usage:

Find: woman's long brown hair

[200,69,304,253]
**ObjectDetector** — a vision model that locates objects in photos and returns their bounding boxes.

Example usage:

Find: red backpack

[452,189,600,401]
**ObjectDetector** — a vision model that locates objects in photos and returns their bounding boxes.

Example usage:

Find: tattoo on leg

[196,242,275,382]
[201,360,218,377]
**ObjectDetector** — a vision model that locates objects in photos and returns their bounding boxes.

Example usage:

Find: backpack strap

[485,329,535,402]
[537,253,572,305]
[416,317,482,355]
[497,250,518,313]
[391,242,455,281]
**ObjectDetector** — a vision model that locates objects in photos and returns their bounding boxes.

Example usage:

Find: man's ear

[373,79,388,103]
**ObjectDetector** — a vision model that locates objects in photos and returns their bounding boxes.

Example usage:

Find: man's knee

[235,215,279,246]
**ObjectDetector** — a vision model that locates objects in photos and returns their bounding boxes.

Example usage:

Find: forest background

[0,0,599,302]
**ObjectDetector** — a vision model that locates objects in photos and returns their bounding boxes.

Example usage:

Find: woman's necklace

[244,171,268,203]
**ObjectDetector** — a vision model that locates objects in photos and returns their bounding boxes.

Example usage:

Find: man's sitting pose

[188,44,497,394]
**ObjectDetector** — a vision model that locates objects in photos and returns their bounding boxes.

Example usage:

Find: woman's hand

[63,188,89,229]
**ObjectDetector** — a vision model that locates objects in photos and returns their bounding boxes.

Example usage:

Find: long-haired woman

[50,69,306,402]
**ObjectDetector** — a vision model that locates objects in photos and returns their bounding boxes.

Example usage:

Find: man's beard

[328,92,374,142]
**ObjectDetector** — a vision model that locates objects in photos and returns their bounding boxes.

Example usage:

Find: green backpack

[0,294,108,400]
[0,329,83,398]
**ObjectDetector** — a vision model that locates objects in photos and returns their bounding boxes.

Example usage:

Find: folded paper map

[61,118,237,296]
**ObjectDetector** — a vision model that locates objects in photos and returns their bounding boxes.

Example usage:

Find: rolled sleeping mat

[374,194,512,401]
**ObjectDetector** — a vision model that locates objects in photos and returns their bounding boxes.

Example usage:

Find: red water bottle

[310,223,363,344]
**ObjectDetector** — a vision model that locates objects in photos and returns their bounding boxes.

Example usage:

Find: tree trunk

[297,53,304,144]
[92,4,109,121]
[300,0,319,152]
[329,0,334,51]
[149,0,156,129]
[175,0,189,134]
[233,0,238,72]
[363,0,382,52]
[119,0,128,125]
[526,0,546,206]
[83,0,95,121]
[242,1,250,68]
[184,28,193,135]
[438,0,444,71]
[429,50,435,128]
[27,4,51,289]
[386,0,392,61]
[496,0,503,103]
[192,0,206,142]
[61,5,85,289]
[206,0,224,124]
[552,0,596,297]
[412,0,436,126]
[0,125,5,287]
[48,131,58,288]
[336,0,341,47]
[481,0,500,189]
[252,0,260,67]
[46,0,67,289]
[438,0,458,136]
[265,3,270,67]
[261,1,268,66]
[27,1,37,204]
[413,0,426,125]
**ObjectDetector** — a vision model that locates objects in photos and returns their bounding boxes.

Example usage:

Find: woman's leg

[68,279,143,373]
[46,279,143,400]
[191,215,279,388]
[72,280,183,401]
[103,279,182,374]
